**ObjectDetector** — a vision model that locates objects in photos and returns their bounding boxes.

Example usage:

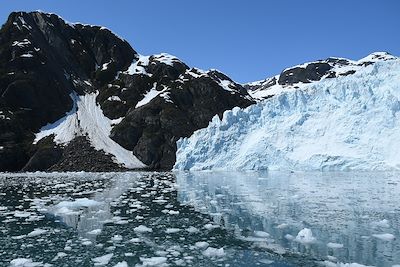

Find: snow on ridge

[127,55,151,76]
[174,59,400,171]
[128,53,181,75]
[247,52,398,100]
[34,92,146,169]
[152,53,180,66]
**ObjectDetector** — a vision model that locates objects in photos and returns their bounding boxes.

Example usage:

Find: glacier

[174,57,400,171]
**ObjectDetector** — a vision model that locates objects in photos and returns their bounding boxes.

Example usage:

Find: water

[0,172,399,266]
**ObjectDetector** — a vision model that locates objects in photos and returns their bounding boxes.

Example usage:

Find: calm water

[0,172,399,267]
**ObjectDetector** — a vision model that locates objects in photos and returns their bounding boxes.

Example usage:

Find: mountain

[174,53,400,171]
[0,11,254,172]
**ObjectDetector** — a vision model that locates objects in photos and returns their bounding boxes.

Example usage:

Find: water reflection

[0,172,300,267]
[176,171,400,267]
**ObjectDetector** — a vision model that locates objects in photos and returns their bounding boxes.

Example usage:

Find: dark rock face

[100,59,254,169]
[21,135,63,171]
[278,62,332,85]
[0,11,254,172]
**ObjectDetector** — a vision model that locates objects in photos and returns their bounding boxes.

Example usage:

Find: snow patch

[34,92,146,169]
[128,55,151,76]
[135,83,172,108]
[152,53,179,66]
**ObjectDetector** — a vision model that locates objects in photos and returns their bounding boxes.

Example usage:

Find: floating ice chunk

[276,223,289,229]
[254,231,270,238]
[322,261,375,267]
[112,261,128,267]
[202,247,225,258]
[203,223,219,230]
[134,225,153,233]
[92,253,113,266]
[372,233,395,241]
[54,206,78,215]
[87,229,102,235]
[27,228,48,237]
[111,235,123,242]
[327,242,344,249]
[195,241,209,249]
[165,228,181,234]
[56,198,101,209]
[52,252,67,261]
[167,210,179,215]
[139,256,167,266]
[259,259,274,265]
[186,226,199,233]
[13,211,31,218]
[371,219,390,228]
[10,258,42,267]
[81,240,92,246]
[11,235,26,240]
[295,228,316,244]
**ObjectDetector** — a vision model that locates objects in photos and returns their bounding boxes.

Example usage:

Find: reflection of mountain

[175,171,400,266]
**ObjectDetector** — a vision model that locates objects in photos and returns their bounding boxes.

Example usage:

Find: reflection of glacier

[45,172,142,239]
[176,171,400,266]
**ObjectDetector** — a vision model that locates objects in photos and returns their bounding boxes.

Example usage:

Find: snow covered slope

[174,54,400,171]
[34,93,146,169]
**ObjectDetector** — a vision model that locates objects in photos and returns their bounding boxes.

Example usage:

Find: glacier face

[174,58,400,171]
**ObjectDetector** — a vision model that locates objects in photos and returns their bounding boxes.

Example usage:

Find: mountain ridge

[0,11,254,172]
[0,11,397,172]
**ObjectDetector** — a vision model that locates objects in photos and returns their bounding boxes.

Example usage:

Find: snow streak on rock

[34,93,146,169]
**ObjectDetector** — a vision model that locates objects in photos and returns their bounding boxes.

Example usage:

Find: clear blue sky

[1,0,399,83]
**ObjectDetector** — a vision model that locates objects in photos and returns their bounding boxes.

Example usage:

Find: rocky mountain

[0,11,254,172]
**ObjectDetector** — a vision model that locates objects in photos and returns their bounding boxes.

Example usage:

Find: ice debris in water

[295,228,316,244]
[372,233,396,241]
[202,247,225,258]
[138,256,168,266]
[92,253,113,266]
[134,225,153,233]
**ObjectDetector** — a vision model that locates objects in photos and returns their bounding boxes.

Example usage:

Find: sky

[1,0,399,83]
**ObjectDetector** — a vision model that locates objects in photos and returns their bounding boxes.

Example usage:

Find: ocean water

[0,171,399,267]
